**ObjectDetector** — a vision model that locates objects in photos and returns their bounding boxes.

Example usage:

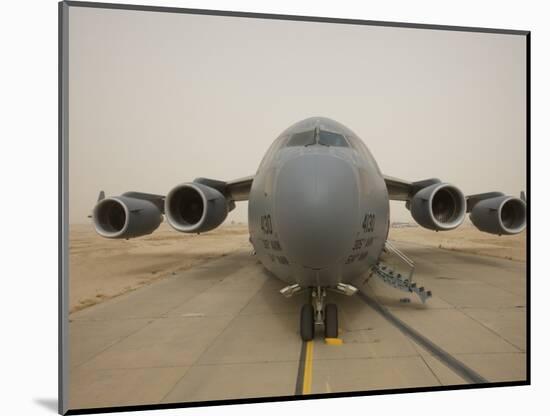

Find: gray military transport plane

[92,117,527,341]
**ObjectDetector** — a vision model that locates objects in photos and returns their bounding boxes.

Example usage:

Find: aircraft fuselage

[248,117,390,289]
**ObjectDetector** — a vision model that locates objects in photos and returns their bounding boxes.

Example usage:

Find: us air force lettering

[91,117,527,341]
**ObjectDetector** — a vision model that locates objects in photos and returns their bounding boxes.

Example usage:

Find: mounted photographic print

[59,1,529,414]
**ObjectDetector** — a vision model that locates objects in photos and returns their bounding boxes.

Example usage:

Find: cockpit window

[285,128,350,148]
[318,130,349,147]
[287,130,316,147]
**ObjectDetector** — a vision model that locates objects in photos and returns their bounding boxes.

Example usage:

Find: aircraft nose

[274,153,359,269]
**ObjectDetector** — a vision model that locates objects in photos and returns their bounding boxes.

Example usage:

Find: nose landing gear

[300,287,339,341]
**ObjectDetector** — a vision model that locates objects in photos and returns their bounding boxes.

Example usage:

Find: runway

[68,240,526,410]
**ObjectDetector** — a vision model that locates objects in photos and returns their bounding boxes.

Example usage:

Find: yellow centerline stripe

[302,340,314,394]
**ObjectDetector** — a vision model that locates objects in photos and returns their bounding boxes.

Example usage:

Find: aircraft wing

[121,191,166,213]
[384,176,443,202]
[383,175,414,201]
[91,175,255,239]
[194,175,254,201]
[383,174,526,235]
[114,175,255,211]
[383,175,518,214]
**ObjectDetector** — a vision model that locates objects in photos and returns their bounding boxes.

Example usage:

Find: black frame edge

[59,1,70,414]
[525,31,531,385]
[58,2,63,414]
[63,0,530,36]
[65,381,530,415]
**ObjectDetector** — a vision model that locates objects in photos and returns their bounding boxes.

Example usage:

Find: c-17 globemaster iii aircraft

[92,117,527,341]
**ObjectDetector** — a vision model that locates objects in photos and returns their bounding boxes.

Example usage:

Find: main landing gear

[300,287,338,341]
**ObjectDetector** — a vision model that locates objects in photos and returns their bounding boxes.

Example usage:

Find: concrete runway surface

[69,241,526,410]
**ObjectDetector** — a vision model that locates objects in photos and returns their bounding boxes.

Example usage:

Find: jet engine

[165,183,229,233]
[409,183,466,231]
[470,195,526,235]
[93,196,163,239]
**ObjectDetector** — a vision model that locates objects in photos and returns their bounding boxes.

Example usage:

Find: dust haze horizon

[68,7,526,225]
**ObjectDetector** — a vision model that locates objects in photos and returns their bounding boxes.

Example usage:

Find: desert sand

[69,222,526,314]
[69,223,250,313]
[389,224,526,262]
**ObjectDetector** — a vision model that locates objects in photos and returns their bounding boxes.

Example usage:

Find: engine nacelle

[93,196,163,239]
[409,183,466,231]
[470,196,526,235]
[165,183,228,233]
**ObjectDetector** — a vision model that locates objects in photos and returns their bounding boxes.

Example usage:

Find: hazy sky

[68,6,526,224]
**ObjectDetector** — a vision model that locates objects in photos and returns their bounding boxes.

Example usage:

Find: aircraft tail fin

[97,190,105,202]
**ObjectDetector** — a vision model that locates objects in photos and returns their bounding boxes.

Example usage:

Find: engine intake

[93,196,162,239]
[409,183,466,231]
[165,183,228,233]
[470,196,526,235]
